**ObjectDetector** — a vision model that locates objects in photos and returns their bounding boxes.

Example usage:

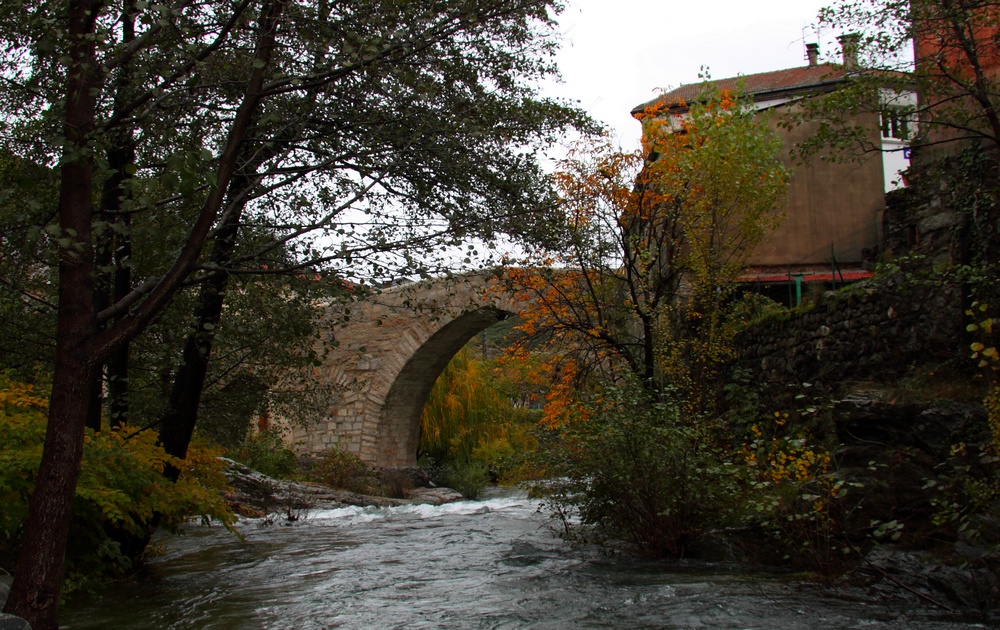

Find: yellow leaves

[967,301,999,373]
[511,88,787,415]
[0,381,47,513]
[965,301,994,338]
[967,302,1000,455]
[553,138,645,230]
[640,87,787,310]
[717,88,736,111]
[765,446,828,484]
[0,376,48,410]
[1,375,234,549]
[76,423,234,534]
[968,320,995,335]
[986,388,1000,455]
[971,337,999,369]
[420,345,542,464]
[745,419,831,487]
[540,390,589,430]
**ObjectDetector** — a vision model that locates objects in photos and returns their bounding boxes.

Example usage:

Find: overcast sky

[543,0,843,151]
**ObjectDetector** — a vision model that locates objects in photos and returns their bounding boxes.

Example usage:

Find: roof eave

[631,77,849,119]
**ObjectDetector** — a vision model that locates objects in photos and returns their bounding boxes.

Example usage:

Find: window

[881,108,911,140]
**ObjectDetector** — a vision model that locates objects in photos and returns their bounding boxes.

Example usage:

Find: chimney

[838,33,860,69]
[806,43,820,67]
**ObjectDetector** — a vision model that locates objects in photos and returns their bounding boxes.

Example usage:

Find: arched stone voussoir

[375,306,513,467]
[287,271,532,466]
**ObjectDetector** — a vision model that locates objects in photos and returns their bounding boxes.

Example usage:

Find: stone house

[631,38,916,304]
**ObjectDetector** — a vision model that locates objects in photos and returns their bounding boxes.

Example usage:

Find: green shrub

[924,441,1000,551]
[469,420,546,484]
[0,375,234,593]
[446,460,490,500]
[231,428,298,479]
[537,381,740,558]
[741,412,859,573]
[376,468,414,499]
[312,447,376,494]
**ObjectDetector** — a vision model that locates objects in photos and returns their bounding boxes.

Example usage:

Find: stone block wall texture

[733,276,964,391]
[283,272,528,467]
[887,146,999,270]
[737,144,994,393]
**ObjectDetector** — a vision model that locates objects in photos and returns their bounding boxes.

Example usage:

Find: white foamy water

[61,488,988,629]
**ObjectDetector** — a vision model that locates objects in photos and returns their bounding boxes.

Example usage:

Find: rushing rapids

[60,488,987,629]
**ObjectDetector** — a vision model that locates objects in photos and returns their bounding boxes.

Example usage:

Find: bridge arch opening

[375,306,512,467]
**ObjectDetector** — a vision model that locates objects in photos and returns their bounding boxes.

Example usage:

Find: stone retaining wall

[733,275,964,391]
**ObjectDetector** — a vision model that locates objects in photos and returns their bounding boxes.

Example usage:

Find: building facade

[631,40,914,301]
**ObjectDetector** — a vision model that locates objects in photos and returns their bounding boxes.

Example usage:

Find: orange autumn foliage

[499,86,786,418]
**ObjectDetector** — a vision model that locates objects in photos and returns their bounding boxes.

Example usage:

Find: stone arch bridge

[286,271,531,467]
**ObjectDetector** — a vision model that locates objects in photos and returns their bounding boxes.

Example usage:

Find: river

[60,489,988,629]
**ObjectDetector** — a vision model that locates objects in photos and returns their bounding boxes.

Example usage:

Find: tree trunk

[102,1,137,429]
[4,1,287,624]
[158,103,273,463]
[4,355,97,629]
[103,140,135,429]
[158,281,228,464]
[159,171,250,464]
[3,1,103,625]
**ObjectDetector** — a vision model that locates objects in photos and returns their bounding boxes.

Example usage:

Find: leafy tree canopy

[0,1,594,625]
[797,0,1000,158]
[0,0,593,287]
[501,87,787,413]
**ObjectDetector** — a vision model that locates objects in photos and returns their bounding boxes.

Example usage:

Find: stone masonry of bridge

[285,272,530,468]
